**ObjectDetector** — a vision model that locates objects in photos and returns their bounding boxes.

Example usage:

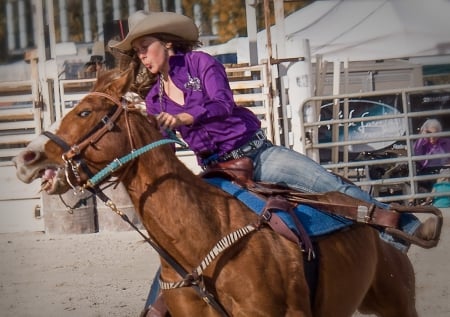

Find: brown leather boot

[414,217,438,240]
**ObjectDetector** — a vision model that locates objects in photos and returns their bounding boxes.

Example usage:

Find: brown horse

[13,69,418,317]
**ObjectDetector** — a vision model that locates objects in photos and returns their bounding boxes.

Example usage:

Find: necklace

[159,73,165,113]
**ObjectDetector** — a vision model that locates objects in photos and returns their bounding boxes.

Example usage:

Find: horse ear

[110,68,134,97]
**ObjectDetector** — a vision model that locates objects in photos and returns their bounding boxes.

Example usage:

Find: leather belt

[202,129,269,167]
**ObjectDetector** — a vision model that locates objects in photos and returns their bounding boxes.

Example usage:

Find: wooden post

[245,0,258,65]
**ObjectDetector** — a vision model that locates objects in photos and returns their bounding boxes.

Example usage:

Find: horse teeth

[41,178,53,192]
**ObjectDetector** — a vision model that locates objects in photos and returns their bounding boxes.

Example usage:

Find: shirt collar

[147,53,189,100]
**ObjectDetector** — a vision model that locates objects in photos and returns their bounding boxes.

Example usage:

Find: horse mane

[92,68,131,92]
[90,68,149,117]
[95,60,155,99]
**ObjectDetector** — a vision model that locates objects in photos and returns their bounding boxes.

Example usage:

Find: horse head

[13,68,160,195]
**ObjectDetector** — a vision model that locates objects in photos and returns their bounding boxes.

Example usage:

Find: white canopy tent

[267,0,450,63]
[249,0,450,152]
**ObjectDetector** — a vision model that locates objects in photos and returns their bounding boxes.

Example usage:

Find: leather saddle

[201,157,443,249]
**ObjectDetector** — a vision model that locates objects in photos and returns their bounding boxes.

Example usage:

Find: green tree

[182,0,312,43]
[211,0,247,42]
[182,0,214,36]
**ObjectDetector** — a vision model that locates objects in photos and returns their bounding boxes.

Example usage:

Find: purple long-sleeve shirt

[145,51,261,162]
[413,137,450,169]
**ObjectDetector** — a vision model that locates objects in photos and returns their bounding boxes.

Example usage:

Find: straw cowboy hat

[110,10,199,51]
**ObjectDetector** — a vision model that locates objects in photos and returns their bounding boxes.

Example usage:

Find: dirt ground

[0,210,449,317]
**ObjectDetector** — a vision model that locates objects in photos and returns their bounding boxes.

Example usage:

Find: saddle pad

[205,177,353,237]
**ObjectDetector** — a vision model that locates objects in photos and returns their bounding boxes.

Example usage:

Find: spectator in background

[80,56,104,78]
[410,119,450,204]
[414,118,450,172]
[79,41,105,79]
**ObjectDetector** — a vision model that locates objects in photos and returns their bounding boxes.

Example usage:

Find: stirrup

[385,203,443,249]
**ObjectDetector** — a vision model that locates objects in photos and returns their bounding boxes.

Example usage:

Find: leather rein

[42,91,240,317]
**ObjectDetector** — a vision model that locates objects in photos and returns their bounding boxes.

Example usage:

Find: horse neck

[117,118,229,267]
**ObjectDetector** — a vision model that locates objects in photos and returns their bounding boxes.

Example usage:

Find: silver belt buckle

[255,129,265,141]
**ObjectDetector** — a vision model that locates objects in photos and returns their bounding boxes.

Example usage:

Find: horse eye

[78,110,91,118]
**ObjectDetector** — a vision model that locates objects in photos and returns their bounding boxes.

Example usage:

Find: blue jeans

[251,144,385,206]
[249,143,420,250]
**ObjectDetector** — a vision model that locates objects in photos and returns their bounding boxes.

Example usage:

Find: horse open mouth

[39,166,67,194]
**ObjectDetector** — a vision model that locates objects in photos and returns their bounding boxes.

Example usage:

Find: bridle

[42,91,232,316]
[43,91,134,191]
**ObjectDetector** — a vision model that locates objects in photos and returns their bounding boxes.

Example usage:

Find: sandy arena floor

[1,210,449,317]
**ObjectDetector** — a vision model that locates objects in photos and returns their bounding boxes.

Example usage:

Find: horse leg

[161,230,314,317]
[312,225,380,317]
[141,294,169,317]
[358,241,418,317]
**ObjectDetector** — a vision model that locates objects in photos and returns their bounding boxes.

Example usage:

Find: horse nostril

[22,150,38,163]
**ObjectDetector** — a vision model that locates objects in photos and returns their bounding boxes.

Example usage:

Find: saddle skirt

[204,177,353,237]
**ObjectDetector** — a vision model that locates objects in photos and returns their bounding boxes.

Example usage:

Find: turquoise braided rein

[87,138,186,187]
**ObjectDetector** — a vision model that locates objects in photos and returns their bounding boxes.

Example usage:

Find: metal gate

[0,80,44,232]
[298,84,450,205]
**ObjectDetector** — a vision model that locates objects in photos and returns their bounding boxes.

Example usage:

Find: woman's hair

[150,33,202,53]
[112,33,202,98]
[420,119,443,133]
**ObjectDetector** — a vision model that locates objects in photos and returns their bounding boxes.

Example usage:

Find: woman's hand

[156,112,194,130]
